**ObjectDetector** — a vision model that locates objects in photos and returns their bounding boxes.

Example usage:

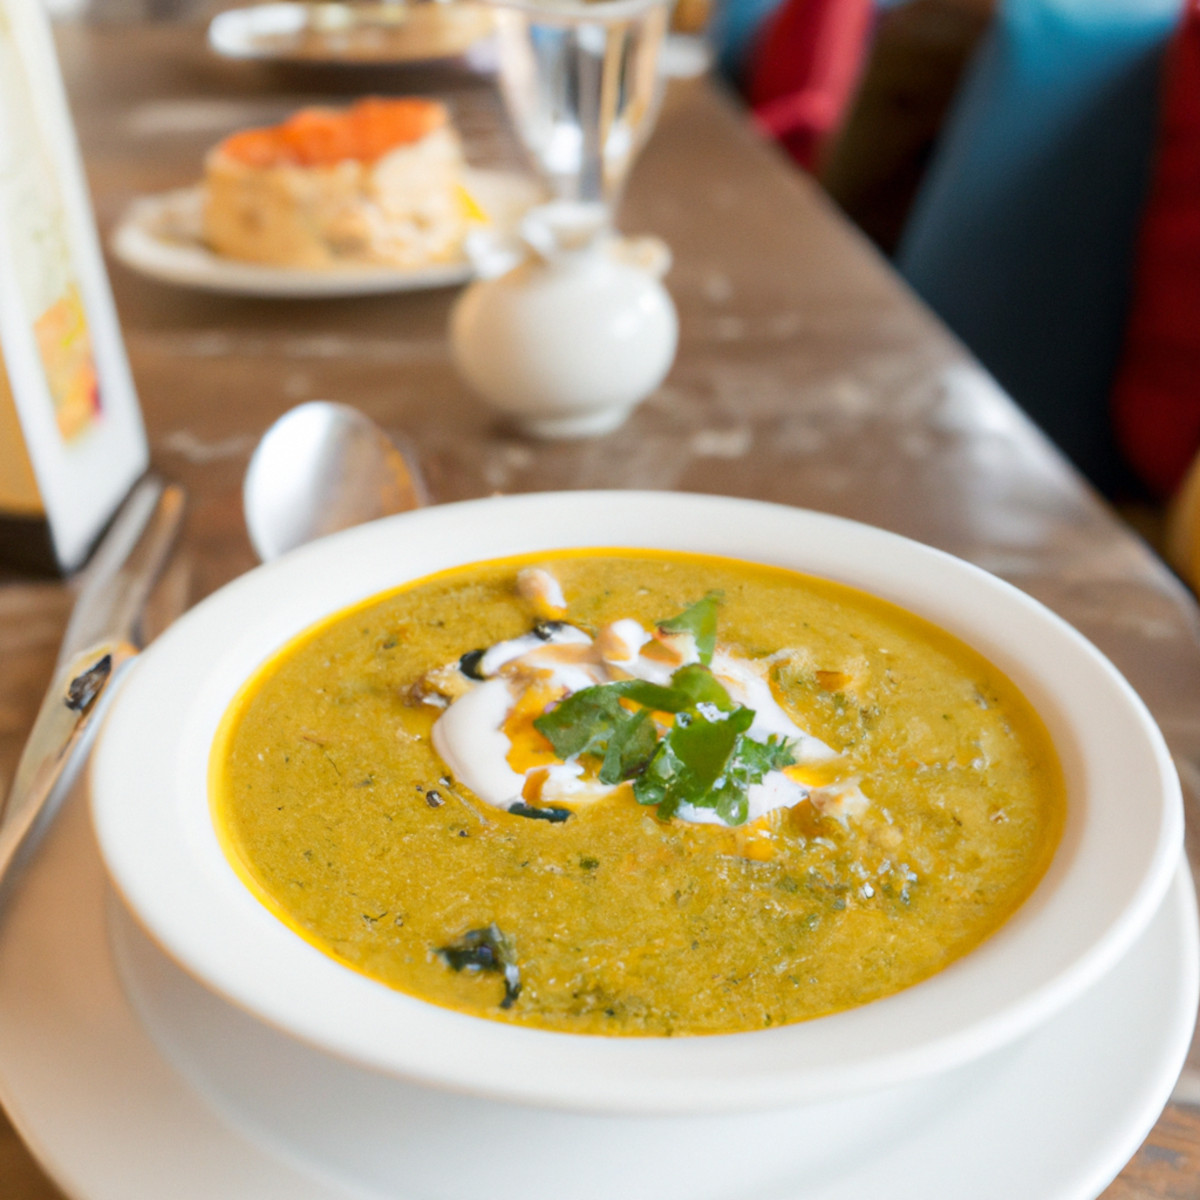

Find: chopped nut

[516,567,567,618]
[411,663,473,706]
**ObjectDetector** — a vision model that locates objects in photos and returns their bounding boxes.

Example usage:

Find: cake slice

[203,97,468,269]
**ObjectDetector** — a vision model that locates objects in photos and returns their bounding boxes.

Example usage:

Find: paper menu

[0,0,147,574]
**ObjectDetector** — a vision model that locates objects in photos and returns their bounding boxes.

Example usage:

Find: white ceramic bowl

[90,492,1181,1190]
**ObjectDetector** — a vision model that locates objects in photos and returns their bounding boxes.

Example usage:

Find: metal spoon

[0,403,422,897]
[244,400,425,563]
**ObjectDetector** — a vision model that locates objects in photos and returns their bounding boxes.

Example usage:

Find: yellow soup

[212,550,1065,1036]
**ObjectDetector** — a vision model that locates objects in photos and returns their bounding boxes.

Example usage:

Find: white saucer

[109,169,540,298]
[0,776,1196,1200]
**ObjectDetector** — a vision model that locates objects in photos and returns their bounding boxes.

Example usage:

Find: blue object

[713,0,907,103]
[710,0,789,82]
[896,0,1183,495]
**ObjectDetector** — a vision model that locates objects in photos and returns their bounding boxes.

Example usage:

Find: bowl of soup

[90,491,1182,1198]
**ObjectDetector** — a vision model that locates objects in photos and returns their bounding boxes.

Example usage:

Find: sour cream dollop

[426,597,863,827]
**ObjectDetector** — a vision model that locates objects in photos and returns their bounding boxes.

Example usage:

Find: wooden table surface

[4,18,1200,1198]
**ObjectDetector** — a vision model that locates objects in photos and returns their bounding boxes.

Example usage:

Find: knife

[0,474,187,895]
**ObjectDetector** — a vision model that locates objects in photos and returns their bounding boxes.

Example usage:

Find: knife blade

[0,474,186,895]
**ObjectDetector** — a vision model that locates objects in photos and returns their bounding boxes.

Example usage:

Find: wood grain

[1,20,1198,1198]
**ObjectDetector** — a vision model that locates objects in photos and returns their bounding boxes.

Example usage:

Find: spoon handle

[0,475,186,895]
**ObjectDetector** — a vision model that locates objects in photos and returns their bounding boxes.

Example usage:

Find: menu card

[0,0,147,575]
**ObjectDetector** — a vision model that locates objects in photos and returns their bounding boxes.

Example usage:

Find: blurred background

[29,0,1200,565]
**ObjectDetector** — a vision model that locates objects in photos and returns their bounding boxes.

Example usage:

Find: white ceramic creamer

[450,202,679,438]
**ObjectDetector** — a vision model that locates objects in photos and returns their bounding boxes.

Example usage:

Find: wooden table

[3,18,1200,1198]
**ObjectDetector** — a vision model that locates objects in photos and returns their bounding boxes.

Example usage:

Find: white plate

[90,494,1183,1113]
[208,2,495,66]
[109,169,540,297]
[0,779,1194,1200]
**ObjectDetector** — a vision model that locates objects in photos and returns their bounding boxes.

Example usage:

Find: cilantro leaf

[599,707,657,784]
[534,686,657,784]
[533,686,628,760]
[665,663,734,711]
[609,679,695,713]
[610,665,733,714]
[731,733,797,780]
[633,710,797,826]
[630,729,685,818]
[528,599,799,826]
[713,732,797,825]
[658,592,723,666]
[633,707,746,817]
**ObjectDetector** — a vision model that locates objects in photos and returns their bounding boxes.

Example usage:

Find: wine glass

[485,0,671,214]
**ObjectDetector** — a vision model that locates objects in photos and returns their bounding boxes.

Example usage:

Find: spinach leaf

[436,923,522,1008]
[508,802,573,823]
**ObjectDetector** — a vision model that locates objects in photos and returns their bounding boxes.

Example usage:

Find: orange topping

[641,638,684,666]
[783,762,841,788]
[520,767,550,804]
[503,683,563,775]
[219,128,282,168]
[219,97,446,168]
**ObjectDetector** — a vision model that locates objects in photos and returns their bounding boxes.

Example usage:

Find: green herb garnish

[599,706,658,784]
[436,923,522,1008]
[631,708,796,824]
[657,591,723,666]
[508,801,573,823]
[533,685,637,761]
[532,596,796,825]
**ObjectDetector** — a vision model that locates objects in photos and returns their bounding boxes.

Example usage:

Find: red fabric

[1111,0,1200,498]
[746,0,875,171]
